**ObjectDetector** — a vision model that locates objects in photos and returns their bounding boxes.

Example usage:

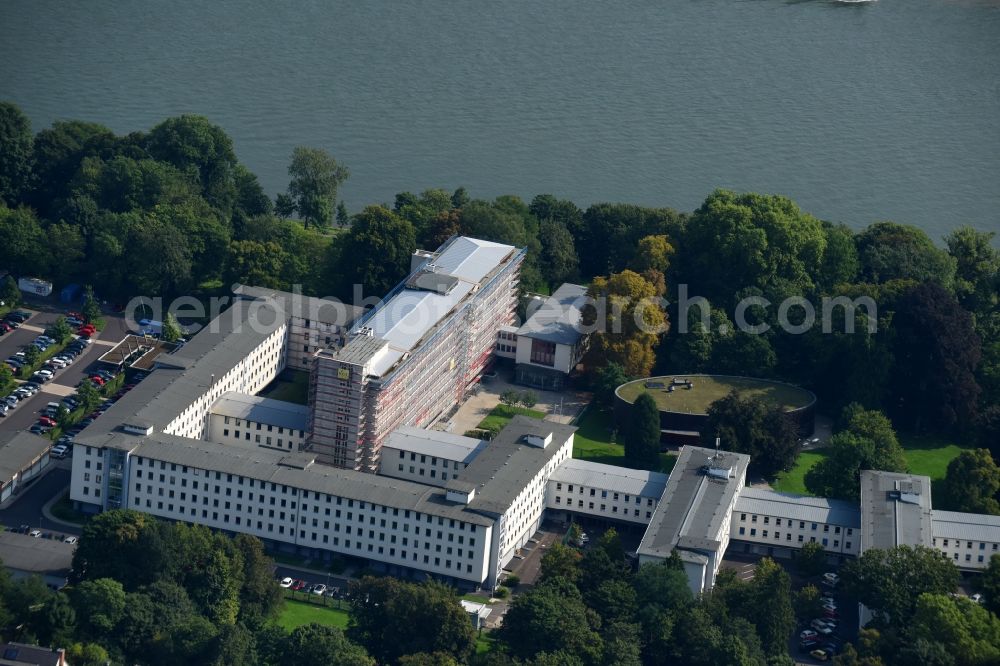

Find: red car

[38,416,57,427]
[292,579,308,591]
[89,376,106,386]
[78,327,96,336]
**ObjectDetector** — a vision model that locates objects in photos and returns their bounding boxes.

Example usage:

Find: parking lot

[1,307,127,435]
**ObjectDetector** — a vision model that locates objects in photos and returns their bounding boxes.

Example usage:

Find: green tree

[856,221,956,290]
[977,553,1000,617]
[49,316,74,344]
[890,281,981,432]
[0,203,49,276]
[1,274,20,307]
[337,205,416,299]
[911,593,1000,665]
[347,577,474,664]
[538,219,580,287]
[274,193,296,218]
[145,114,239,214]
[593,362,628,409]
[287,146,349,229]
[500,390,519,408]
[81,285,101,324]
[793,585,824,621]
[0,102,33,205]
[336,200,351,227]
[161,312,183,343]
[805,405,907,502]
[496,579,603,665]
[30,119,115,217]
[940,448,1000,514]
[632,235,674,274]
[21,344,40,369]
[77,379,102,413]
[232,534,284,628]
[625,393,661,470]
[841,545,959,628]
[816,222,860,291]
[946,226,999,315]
[518,390,538,409]
[72,578,126,637]
[65,643,111,666]
[539,542,582,584]
[576,203,683,279]
[702,390,799,479]
[38,593,77,647]
[72,509,150,585]
[583,270,669,377]
[277,624,373,666]
[795,541,828,577]
[677,190,825,308]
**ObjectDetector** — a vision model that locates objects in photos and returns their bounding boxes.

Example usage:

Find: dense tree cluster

[701,390,800,479]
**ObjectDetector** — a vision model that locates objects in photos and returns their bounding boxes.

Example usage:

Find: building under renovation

[308,236,525,471]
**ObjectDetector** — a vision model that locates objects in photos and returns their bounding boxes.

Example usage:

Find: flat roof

[233,284,364,327]
[209,393,310,432]
[516,283,588,346]
[335,237,517,377]
[0,531,73,575]
[736,487,861,528]
[932,510,1000,544]
[549,458,668,499]
[96,335,175,369]
[0,432,53,482]
[637,445,749,560]
[100,433,492,527]
[456,416,576,517]
[860,470,933,551]
[383,427,487,464]
[77,299,287,439]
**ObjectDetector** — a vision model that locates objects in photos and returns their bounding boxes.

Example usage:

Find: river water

[2,0,998,237]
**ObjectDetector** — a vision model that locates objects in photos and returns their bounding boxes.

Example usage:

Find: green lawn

[476,404,545,432]
[259,370,310,405]
[277,598,350,631]
[572,406,676,474]
[617,375,813,415]
[49,492,88,525]
[772,432,971,496]
[476,633,496,655]
[772,448,830,495]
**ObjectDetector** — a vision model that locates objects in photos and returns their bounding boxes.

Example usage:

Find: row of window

[555,483,654,506]
[553,496,653,519]
[221,417,304,437]
[739,513,854,536]
[737,526,852,551]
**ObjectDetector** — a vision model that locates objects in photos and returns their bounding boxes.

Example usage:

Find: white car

[63,536,78,545]
[47,359,67,369]
[51,444,69,459]
[311,583,327,595]
[279,577,294,588]
[972,593,985,604]
[29,529,41,538]
[35,369,54,379]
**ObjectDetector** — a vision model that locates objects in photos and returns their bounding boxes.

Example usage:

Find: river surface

[2,0,998,237]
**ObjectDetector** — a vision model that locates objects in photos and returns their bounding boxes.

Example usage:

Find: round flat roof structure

[616,374,815,416]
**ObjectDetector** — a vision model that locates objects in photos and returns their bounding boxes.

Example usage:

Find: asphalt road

[1,307,127,434]
[272,565,351,593]
[0,466,78,536]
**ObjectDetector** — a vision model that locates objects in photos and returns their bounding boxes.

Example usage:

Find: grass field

[277,599,350,631]
[572,406,676,474]
[476,404,546,432]
[772,448,830,495]
[259,369,310,405]
[617,375,814,414]
[772,432,970,496]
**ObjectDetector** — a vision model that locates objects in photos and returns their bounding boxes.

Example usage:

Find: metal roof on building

[233,285,364,327]
[383,427,487,464]
[736,487,861,528]
[114,433,493,527]
[860,470,934,551]
[638,445,750,560]
[0,432,52,483]
[516,283,588,346]
[209,393,309,432]
[335,237,516,377]
[549,458,668,499]
[932,510,1000,543]
[456,416,576,517]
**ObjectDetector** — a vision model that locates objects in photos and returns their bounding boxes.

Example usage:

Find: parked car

[823,572,840,586]
[29,529,42,538]
[3,396,18,407]
[51,444,69,459]
[0,404,8,416]
[799,629,818,641]
[311,584,327,595]
[292,580,308,592]
[30,424,51,435]
[279,577,294,588]
[810,648,830,662]
[64,536,78,544]
[799,639,821,653]
[38,416,57,427]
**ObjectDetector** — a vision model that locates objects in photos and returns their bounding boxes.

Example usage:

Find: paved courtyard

[442,367,592,435]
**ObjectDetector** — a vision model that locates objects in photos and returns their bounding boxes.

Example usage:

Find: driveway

[0,466,77,535]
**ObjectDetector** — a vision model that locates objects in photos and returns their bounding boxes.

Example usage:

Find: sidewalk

[41,484,82,530]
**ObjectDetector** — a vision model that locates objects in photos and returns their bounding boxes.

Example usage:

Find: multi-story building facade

[206,393,309,453]
[308,236,524,471]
